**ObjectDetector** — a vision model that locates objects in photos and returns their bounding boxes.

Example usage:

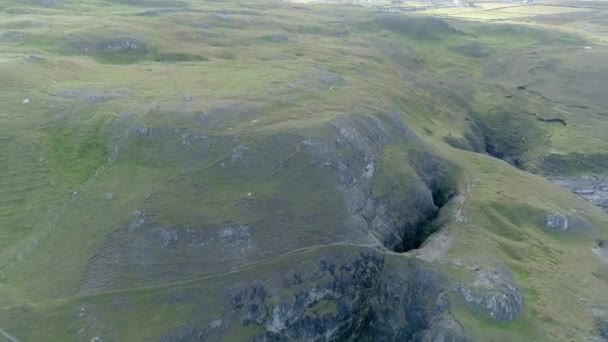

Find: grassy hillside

[0,0,607,341]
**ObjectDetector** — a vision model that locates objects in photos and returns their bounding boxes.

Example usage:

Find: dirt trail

[0,328,19,342]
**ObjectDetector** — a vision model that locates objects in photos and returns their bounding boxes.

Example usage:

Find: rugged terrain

[0,0,607,341]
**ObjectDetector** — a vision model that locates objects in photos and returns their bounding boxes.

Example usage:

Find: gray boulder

[543,212,593,232]
[458,264,523,322]
[545,213,569,231]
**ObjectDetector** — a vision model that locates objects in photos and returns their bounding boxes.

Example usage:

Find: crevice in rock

[482,138,523,169]
[396,185,456,253]
[519,110,568,127]
[534,116,566,126]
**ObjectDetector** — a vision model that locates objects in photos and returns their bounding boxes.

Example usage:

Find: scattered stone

[270,34,289,43]
[49,88,133,103]
[209,319,223,329]
[105,193,114,201]
[90,337,103,342]
[22,98,30,104]
[218,224,251,247]
[69,37,146,55]
[101,38,143,53]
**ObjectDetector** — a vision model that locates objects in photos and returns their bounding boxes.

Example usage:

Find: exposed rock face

[79,212,260,292]
[597,319,608,341]
[549,176,608,213]
[81,110,455,290]
[79,109,465,339]
[235,251,387,340]
[420,314,471,342]
[160,250,467,341]
[325,114,455,253]
[458,264,523,322]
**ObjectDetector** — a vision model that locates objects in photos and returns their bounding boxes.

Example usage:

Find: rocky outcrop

[159,250,467,341]
[549,176,608,213]
[592,307,608,341]
[544,213,570,231]
[325,114,456,253]
[458,264,523,322]
[79,107,465,339]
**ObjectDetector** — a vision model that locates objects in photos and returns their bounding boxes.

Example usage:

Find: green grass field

[0,0,607,341]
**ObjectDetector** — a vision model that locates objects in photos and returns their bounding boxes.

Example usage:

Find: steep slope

[0,1,607,341]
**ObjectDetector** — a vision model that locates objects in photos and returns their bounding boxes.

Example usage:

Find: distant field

[418,3,592,20]
[289,0,607,42]
[417,7,533,19]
